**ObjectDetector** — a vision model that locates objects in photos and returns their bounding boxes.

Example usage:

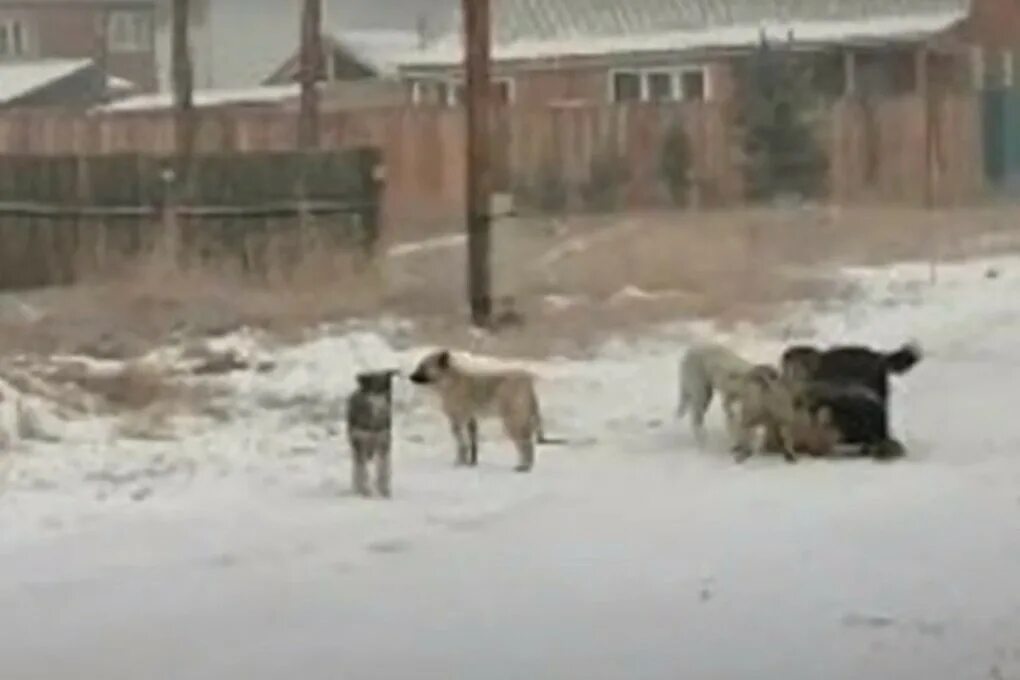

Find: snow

[106,75,136,93]
[399,12,966,67]
[3,255,1020,678]
[0,58,92,104]
[95,83,301,113]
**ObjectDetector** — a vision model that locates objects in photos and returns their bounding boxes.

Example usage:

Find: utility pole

[298,0,322,150]
[462,0,493,327]
[171,0,194,180]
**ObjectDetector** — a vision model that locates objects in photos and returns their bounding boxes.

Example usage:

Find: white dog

[677,342,755,447]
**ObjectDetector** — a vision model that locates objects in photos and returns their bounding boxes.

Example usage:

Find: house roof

[0,58,94,104]
[328,29,422,75]
[400,0,972,67]
[95,83,300,112]
[154,0,451,90]
[263,29,422,84]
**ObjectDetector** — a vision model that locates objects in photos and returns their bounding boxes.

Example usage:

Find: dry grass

[1,205,1019,360]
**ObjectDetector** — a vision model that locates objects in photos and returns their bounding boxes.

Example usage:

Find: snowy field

[2,256,1020,679]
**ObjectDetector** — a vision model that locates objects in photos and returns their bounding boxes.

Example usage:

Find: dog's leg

[761,422,785,453]
[722,393,743,444]
[375,438,392,498]
[731,413,755,463]
[467,418,479,467]
[351,444,371,497]
[514,439,535,473]
[690,386,711,448]
[450,420,470,466]
[778,426,799,464]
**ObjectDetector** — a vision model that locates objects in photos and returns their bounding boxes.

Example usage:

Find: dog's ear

[436,350,451,369]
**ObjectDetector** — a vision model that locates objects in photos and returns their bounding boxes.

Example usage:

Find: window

[646,71,675,101]
[493,79,512,104]
[450,82,466,106]
[612,71,642,102]
[0,19,28,58]
[982,48,1015,89]
[107,10,151,53]
[680,70,706,100]
[611,68,709,103]
[408,77,514,106]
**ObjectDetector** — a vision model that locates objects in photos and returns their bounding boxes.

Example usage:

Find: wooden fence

[0,95,986,244]
[0,149,381,289]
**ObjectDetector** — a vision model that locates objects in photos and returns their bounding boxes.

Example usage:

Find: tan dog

[734,365,842,462]
[677,343,755,447]
[408,349,562,472]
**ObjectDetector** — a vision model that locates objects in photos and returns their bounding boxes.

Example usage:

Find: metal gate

[982,87,1020,187]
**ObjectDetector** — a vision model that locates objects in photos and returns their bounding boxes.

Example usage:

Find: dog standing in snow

[729,364,805,463]
[346,369,398,497]
[677,343,756,448]
[408,349,562,472]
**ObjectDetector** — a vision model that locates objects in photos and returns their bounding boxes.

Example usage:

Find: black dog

[782,341,921,459]
[781,341,922,408]
[796,382,904,460]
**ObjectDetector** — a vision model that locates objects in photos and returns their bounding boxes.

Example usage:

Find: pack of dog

[677,344,840,463]
[675,339,922,462]
[344,337,922,498]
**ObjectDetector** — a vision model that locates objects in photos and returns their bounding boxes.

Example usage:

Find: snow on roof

[0,58,93,104]
[106,75,137,93]
[328,29,423,75]
[400,0,970,67]
[96,83,301,113]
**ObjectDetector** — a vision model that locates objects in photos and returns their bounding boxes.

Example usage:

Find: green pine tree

[734,35,828,202]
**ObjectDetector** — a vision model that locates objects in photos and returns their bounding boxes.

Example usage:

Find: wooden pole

[298,0,322,150]
[916,45,940,284]
[463,0,493,327]
[171,0,194,178]
[94,9,110,100]
[917,45,933,209]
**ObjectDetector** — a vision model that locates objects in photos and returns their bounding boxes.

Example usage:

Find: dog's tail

[884,341,922,375]
[530,389,569,445]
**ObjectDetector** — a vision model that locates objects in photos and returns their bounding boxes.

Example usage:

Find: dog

[781,341,922,407]
[346,369,398,497]
[733,366,846,462]
[677,343,756,448]
[792,382,905,460]
[781,340,920,458]
[408,349,562,472]
[731,364,821,463]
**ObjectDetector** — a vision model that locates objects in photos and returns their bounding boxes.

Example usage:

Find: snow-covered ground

[2,256,1020,680]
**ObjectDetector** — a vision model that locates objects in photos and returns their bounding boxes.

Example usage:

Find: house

[0,57,113,108]
[397,0,983,108]
[153,0,451,91]
[0,0,158,92]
